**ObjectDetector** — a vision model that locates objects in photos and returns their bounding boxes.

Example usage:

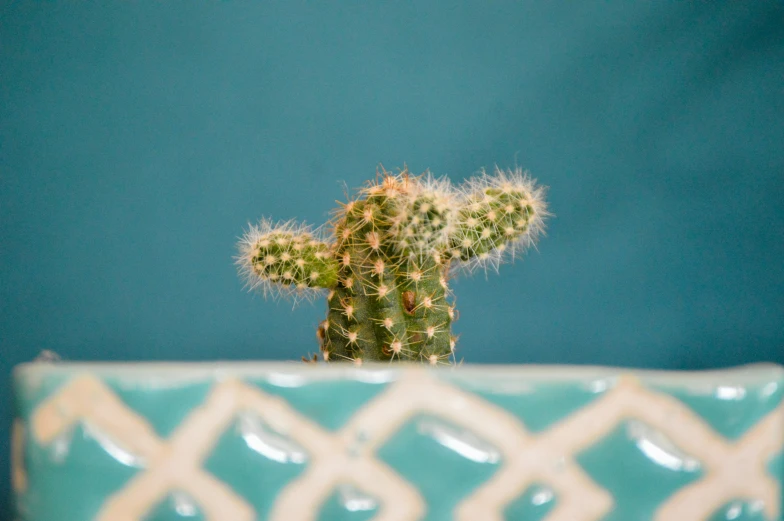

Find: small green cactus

[237,166,548,365]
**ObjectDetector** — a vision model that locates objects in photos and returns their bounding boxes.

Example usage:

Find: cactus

[237,166,548,365]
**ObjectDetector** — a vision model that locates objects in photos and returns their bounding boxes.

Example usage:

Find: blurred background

[1,2,783,516]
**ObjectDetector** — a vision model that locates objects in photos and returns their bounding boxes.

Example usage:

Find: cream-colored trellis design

[27,370,784,521]
[12,419,27,495]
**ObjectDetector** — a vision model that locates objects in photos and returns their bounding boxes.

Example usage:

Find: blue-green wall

[2,2,783,516]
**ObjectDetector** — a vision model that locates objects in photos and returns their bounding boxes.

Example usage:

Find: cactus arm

[237,220,339,299]
[447,167,547,267]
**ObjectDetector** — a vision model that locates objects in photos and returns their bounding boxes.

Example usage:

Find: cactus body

[238,166,547,364]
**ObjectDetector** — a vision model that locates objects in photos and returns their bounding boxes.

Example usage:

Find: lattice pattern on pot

[19,369,784,521]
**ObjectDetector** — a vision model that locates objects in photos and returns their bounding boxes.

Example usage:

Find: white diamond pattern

[26,369,784,521]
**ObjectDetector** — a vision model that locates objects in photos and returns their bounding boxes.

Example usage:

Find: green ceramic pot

[11,360,784,521]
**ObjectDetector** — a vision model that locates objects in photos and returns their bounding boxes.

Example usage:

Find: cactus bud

[389,173,458,258]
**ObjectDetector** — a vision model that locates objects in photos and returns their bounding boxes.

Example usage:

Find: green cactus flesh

[238,167,547,365]
[323,189,454,364]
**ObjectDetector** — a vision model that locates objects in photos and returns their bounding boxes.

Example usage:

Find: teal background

[1,1,783,516]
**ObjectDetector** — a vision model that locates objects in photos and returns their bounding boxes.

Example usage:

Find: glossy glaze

[12,362,784,521]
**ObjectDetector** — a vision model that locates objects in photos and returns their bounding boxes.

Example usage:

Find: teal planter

[11,361,784,521]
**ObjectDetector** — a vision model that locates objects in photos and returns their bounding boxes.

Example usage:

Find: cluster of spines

[238,165,548,364]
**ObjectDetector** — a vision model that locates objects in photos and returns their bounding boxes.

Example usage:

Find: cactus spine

[238,166,547,364]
